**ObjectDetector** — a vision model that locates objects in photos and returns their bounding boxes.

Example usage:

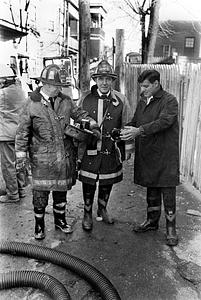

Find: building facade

[1,0,107,80]
[154,20,201,64]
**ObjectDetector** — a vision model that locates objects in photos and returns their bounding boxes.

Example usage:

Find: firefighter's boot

[53,202,73,234]
[82,183,96,231]
[34,207,45,240]
[165,210,178,246]
[82,198,93,231]
[133,188,161,232]
[96,185,114,224]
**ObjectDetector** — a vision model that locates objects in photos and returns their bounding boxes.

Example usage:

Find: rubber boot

[133,187,161,233]
[82,198,93,231]
[34,207,45,240]
[82,183,96,231]
[165,211,178,246]
[96,185,114,224]
[133,206,161,232]
[162,187,178,246]
[53,202,73,234]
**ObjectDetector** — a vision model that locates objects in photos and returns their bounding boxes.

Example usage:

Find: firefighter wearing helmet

[15,64,100,240]
[78,60,134,231]
[0,64,27,203]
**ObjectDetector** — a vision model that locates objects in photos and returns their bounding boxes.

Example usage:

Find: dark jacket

[78,85,133,185]
[128,87,180,187]
[15,88,93,191]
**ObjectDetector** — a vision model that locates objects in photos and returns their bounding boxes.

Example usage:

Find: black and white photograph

[1,0,201,299]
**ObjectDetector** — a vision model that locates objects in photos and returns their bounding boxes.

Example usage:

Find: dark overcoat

[128,87,180,187]
[15,88,92,191]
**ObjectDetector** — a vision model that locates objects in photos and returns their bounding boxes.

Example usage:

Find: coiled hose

[0,240,121,300]
[0,270,71,300]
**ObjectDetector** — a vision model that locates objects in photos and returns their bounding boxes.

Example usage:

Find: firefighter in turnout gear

[78,60,133,231]
[120,69,180,246]
[0,64,27,203]
[15,64,100,240]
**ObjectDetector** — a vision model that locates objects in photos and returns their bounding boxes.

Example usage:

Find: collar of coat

[141,85,164,104]
[29,87,67,102]
[91,84,119,106]
[152,85,164,99]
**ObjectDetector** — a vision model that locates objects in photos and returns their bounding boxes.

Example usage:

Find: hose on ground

[0,240,121,300]
[0,270,71,300]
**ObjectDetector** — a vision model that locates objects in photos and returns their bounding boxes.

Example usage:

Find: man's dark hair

[138,69,160,84]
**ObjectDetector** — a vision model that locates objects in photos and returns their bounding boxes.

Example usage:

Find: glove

[16,157,27,172]
[91,128,101,140]
[90,123,101,141]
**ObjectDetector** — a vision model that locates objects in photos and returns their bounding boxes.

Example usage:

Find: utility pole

[112,37,115,69]
[114,29,124,92]
[79,0,91,95]
[147,0,160,63]
[62,0,69,57]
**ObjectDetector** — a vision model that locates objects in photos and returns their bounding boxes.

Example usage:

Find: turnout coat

[0,82,26,141]
[78,85,133,185]
[15,88,94,191]
[128,87,180,187]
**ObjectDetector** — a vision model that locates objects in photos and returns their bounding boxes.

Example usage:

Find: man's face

[47,84,62,97]
[140,79,159,98]
[95,76,113,94]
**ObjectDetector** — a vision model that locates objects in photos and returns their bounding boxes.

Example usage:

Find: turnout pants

[0,141,26,200]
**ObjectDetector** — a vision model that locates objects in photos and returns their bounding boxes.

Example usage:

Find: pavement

[0,156,201,300]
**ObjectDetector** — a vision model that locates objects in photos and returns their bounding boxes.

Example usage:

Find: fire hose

[0,270,70,300]
[0,240,121,300]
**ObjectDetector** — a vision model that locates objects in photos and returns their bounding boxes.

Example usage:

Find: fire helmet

[40,64,70,87]
[0,64,16,81]
[91,60,117,80]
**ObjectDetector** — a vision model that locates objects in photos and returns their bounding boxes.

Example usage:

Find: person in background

[78,60,133,231]
[120,69,180,246]
[0,64,27,203]
[15,64,100,240]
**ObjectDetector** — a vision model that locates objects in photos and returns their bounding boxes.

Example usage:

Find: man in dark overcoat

[15,64,100,240]
[121,69,180,246]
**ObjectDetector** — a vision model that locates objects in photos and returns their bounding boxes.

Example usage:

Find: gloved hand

[16,157,27,172]
[91,128,101,140]
[90,124,101,141]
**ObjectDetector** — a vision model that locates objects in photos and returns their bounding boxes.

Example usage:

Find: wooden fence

[119,63,201,192]
[119,63,182,114]
[180,64,201,189]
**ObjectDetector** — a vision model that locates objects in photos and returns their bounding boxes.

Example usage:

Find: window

[185,37,195,48]
[162,45,171,57]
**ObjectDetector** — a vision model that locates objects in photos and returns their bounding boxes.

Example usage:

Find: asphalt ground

[0,156,201,299]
